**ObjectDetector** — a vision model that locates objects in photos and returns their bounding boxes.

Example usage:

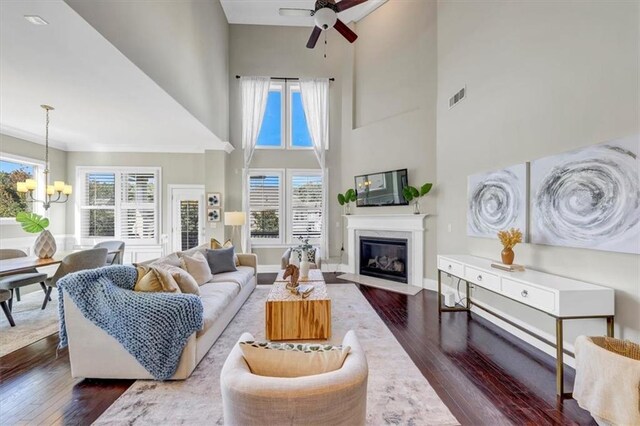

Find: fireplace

[359,236,408,283]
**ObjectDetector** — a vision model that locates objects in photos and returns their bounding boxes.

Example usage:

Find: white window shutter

[290,173,323,241]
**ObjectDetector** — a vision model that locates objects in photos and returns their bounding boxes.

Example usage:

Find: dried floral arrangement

[497,228,523,249]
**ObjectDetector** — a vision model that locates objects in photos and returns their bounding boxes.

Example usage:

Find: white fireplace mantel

[345,214,428,287]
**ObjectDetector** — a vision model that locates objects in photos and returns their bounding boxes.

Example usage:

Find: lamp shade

[224,211,246,226]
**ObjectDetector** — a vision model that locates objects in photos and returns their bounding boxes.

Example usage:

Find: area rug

[0,288,59,357]
[95,284,459,425]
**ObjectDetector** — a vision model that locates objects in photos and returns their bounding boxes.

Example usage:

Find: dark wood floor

[0,273,595,425]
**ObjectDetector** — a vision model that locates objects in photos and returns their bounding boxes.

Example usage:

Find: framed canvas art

[530,135,640,254]
[467,163,528,239]
[207,193,221,207]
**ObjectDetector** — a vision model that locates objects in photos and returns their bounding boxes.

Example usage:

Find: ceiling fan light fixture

[314,8,337,30]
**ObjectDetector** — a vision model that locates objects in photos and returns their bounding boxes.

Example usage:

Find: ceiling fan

[279,0,368,49]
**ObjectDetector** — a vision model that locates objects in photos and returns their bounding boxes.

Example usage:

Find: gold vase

[501,247,514,265]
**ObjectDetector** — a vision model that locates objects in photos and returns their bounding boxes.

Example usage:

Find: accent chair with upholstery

[41,248,108,309]
[93,240,125,265]
[281,247,322,270]
[573,335,640,426]
[0,249,49,309]
[0,289,15,327]
[220,330,368,426]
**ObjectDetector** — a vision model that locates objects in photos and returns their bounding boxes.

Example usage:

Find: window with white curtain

[255,82,314,150]
[77,167,160,245]
[248,168,324,245]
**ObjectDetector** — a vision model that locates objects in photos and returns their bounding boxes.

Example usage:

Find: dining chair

[93,241,125,265]
[41,248,108,310]
[0,249,49,310]
[0,289,15,327]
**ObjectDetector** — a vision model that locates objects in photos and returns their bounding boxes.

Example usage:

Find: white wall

[345,0,438,280]
[436,0,639,342]
[65,0,230,141]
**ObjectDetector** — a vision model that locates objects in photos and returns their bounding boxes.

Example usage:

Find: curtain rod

[235,75,335,82]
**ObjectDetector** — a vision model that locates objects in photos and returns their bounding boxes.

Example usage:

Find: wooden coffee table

[265,269,331,341]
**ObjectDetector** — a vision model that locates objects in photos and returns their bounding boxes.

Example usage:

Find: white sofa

[220,330,369,426]
[63,244,257,380]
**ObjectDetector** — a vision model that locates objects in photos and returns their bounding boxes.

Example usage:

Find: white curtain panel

[300,78,330,259]
[240,76,271,253]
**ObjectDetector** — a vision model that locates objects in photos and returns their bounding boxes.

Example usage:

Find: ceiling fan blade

[306,26,322,49]
[279,8,314,17]
[333,19,358,43]
[335,0,368,13]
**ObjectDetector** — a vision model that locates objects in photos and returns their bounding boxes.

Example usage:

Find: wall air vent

[449,86,466,109]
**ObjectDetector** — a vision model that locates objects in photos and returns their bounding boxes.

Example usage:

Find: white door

[170,186,205,252]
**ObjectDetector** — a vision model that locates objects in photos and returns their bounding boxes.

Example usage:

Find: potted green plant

[337,189,357,215]
[402,183,433,214]
[16,212,56,259]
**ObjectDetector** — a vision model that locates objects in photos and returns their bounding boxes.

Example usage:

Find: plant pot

[501,247,515,265]
[299,259,310,280]
[34,230,56,259]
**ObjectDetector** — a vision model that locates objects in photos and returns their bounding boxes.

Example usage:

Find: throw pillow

[206,247,238,275]
[150,252,182,268]
[211,238,240,266]
[180,251,213,285]
[154,263,200,295]
[134,265,181,293]
[239,341,351,378]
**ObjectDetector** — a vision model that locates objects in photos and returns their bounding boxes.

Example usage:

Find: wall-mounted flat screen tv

[355,169,409,207]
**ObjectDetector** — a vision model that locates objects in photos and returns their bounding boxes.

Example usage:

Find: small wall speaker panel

[530,135,640,254]
[467,163,528,239]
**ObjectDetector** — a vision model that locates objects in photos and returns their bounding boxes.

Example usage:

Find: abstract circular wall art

[467,164,528,239]
[530,135,640,254]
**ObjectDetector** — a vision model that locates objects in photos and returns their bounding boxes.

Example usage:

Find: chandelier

[16,105,72,210]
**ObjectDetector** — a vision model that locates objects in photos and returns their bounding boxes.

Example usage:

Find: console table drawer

[464,266,500,291]
[502,278,555,313]
[438,258,463,277]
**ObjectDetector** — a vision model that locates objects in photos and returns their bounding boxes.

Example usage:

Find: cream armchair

[220,330,368,426]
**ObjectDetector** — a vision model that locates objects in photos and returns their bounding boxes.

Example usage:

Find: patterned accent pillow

[239,340,350,378]
[292,248,316,263]
[211,238,240,266]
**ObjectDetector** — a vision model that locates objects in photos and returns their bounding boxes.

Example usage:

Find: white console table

[437,254,615,399]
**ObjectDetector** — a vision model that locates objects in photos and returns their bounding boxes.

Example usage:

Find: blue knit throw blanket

[57,265,203,380]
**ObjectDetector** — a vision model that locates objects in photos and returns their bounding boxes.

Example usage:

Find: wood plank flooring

[0,273,595,425]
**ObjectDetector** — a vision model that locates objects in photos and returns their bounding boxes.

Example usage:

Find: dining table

[0,250,120,277]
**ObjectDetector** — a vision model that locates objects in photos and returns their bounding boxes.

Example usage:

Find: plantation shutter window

[78,167,160,245]
[249,172,283,243]
[290,173,323,241]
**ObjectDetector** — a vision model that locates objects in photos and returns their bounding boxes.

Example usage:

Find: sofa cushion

[211,238,240,266]
[239,340,351,378]
[209,266,254,289]
[150,252,182,268]
[180,251,212,286]
[154,264,200,296]
[134,265,181,293]
[179,243,208,258]
[197,283,240,337]
[206,247,238,275]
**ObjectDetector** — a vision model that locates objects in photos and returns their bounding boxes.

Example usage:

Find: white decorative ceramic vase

[300,257,310,280]
[34,230,56,259]
[289,252,300,268]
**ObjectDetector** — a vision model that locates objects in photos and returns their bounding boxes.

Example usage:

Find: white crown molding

[0,124,69,151]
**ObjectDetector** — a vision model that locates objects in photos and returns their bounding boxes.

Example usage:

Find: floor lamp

[224,211,246,253]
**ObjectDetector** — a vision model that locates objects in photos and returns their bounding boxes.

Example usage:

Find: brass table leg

[437,269,442,312]
[556,318,564,398]
[466,280,471,310]
[606,316,615,337]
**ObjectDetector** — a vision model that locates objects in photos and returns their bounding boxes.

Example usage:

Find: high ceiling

[220,0,387,27]
[0,0,230,153]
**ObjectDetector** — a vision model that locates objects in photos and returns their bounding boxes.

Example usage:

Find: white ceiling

[0,0,231,153]
[220,0,387,27]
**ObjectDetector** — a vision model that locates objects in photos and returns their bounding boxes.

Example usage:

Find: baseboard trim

[422,278,437,291]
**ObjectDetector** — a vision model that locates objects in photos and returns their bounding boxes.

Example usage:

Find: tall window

[249,170,283,243]
[78,167,160,245]
[256,82,314,150]
[248,168,324,245]
[0,154,44,220]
